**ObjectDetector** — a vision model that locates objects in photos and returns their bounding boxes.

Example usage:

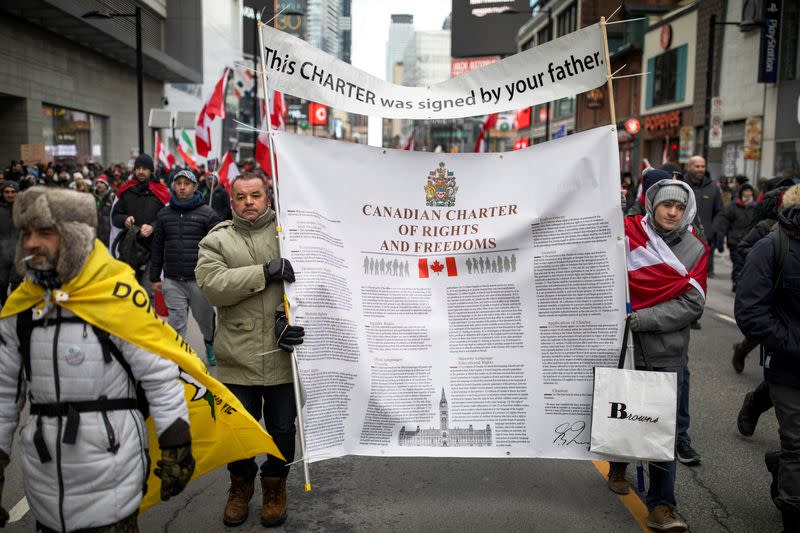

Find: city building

[307,0,342,59]
[386,14,415,82]
[165,0,243,164]
[0,0,203,166]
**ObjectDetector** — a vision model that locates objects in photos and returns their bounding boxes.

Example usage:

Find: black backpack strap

[15,309,33,382]
[91,326,134,382]
[773,228,789,292]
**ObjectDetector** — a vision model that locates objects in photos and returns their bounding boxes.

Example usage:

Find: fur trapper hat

[13,186,97,283]
[783,184,800,211]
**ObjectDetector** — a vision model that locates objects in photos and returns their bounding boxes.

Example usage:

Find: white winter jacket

[0,307,188,531]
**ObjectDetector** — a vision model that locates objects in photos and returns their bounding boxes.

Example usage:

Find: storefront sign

[586,88,604,109]
[624,118,640,135]
[660,25,672,50]
[709,97,723,149]
[450,56,501,78]
[678,126,694,163]
[644,111,680,132]
[744,116,762,160]
[758,0,781,84]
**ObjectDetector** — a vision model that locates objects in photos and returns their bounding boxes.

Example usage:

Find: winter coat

[0,308,188,531]
[94,191,115,247]
[629,180,707,369]
[195,209,291,386]
[208,182,232,221]
[111,181,166,248]
[0,200,16,297]
[682,173,724,242]
[150,192,222,283]
[735,205,800,388]
[719,199,756,248]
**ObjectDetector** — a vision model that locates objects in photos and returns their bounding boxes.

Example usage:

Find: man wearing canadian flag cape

[608,179,708,532]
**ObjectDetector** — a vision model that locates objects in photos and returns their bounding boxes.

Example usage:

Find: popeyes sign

[645,111,681,132]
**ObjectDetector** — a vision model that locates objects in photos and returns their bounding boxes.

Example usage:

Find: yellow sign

[1,241,283,511]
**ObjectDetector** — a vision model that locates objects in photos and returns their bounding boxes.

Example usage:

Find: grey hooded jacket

[629,180,708,368]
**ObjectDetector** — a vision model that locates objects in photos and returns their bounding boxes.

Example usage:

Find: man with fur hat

[0,187,195,531]
[607,180,708,532]
[111,153,169,296]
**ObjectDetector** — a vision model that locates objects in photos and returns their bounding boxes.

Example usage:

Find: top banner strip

[259,23,608,119]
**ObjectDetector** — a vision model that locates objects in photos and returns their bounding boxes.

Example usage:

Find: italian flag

[178,129,200,171]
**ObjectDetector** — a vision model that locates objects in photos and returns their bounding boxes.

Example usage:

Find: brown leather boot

[223,474,255,526]
[260,476,287,527]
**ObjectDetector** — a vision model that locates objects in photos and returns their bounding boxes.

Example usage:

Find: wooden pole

[600,16,617,127]
[256,14,313,493]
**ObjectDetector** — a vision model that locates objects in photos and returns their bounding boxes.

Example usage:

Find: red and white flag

[195,103,213,158]
[255,90,286,178]
[403,135,414,151]
[217,151,239,192]
[206,68,229,119]
[418,257,458,278]
[473,113,498,153]
[625,214,709,310]
[154,131,174,170]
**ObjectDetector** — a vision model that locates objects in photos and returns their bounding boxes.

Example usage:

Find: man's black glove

[264,259,295,284]
[275,312,304,352]
[154,443,196,501]
[0,452,9,527]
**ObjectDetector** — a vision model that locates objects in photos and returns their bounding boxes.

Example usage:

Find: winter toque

[652,182,689,209]
[641,167,672,195]
[173,169,198,184]
[13,187,97,283]
[133,153,155,172]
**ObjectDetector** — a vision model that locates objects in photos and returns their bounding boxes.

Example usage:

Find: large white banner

[275,127,626,461]
[260,23,608,119]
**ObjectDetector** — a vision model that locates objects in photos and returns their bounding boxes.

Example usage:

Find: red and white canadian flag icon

[418,257,458,278]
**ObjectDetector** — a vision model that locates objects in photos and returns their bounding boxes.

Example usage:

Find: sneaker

[676,442,701,465]
[732,343,747,373]
[737,392,759,437]
[205,341,217,367]
[647,504,687,532]
[607,464,630,495]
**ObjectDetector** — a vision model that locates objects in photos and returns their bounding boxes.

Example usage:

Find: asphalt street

[2,252,784,532]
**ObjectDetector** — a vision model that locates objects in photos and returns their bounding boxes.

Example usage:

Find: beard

[24,247,58,272]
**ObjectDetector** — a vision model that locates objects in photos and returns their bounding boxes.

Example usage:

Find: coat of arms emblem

[425,162,458,207]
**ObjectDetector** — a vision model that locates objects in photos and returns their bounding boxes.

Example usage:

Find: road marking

[8,496,28,523]
[712,311,737,325]
[592,460,650,532]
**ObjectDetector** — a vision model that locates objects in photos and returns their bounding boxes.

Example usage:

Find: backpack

[111,225,151,278]
[15,309,150,420]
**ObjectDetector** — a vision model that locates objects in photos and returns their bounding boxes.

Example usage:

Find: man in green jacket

[196,172,304,528]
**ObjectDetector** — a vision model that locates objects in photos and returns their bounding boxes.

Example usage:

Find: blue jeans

[225,383,296,479]
[611,365,683,509]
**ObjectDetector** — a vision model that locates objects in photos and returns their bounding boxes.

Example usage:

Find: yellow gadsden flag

[1,241,284,511]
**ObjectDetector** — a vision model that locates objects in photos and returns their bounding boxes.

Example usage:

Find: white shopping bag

[590,366,677,462]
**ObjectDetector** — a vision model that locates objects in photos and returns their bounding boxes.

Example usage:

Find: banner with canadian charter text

[275,126,627,460]
[259,23,607,119]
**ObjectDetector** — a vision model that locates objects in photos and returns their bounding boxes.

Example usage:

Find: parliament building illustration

[398,388,492,447]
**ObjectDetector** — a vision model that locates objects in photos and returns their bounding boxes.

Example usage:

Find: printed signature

[553,421,590,447]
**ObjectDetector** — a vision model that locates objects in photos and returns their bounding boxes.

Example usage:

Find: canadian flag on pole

[154,131,174,170]
[255,90,286,178]
[473,113,498,153]
[195,103,213,158]
[217,151,239,192]
[206,68,229,119]
[418,257,458,278]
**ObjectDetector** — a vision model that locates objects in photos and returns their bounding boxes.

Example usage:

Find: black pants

[752,380,774,414]
[770,383,800,521]
[730,244,746,283]
[225,382,296,479]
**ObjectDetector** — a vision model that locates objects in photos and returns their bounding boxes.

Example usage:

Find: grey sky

[351,0,452,81]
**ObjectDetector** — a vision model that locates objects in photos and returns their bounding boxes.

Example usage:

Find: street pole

[544,9,553,141]
[135,6,144,154]
[702,14,716,161]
